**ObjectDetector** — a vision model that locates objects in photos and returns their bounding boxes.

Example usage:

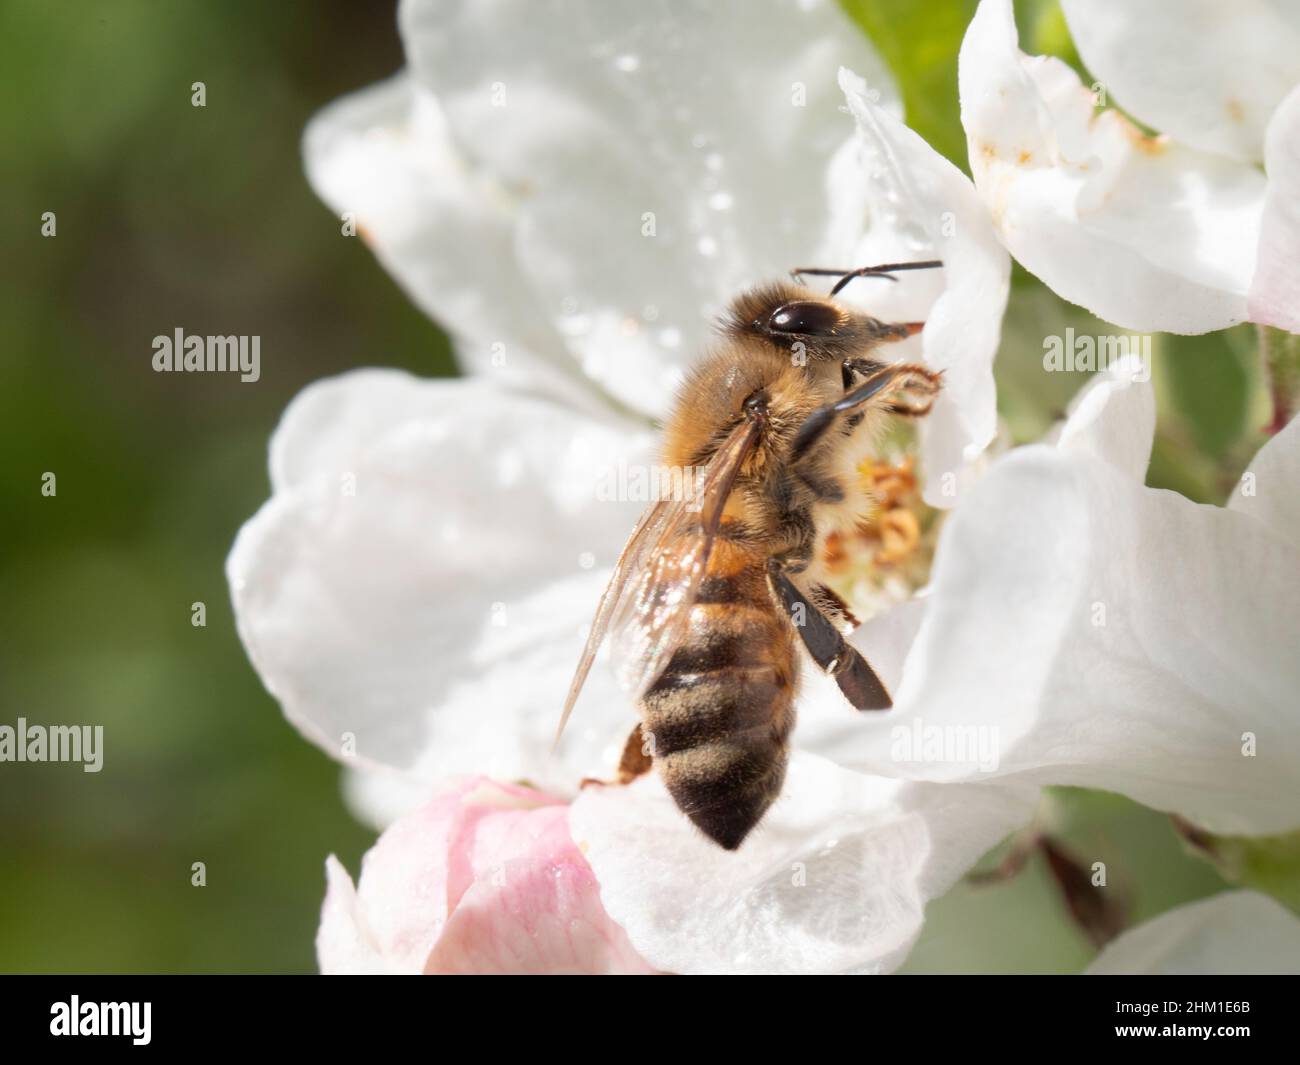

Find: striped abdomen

[640,540,797,850]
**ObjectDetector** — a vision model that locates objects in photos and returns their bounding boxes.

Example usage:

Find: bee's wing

[608,420,760,702]
[553,496,674,747]
[553,418,760,746]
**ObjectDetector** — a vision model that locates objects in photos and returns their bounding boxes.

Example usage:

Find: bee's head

[724,282,923,362]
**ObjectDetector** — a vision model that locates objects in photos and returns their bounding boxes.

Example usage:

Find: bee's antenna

[791,260,944,296]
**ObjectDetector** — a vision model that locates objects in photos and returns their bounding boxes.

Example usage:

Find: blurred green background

[1,0,453,973]
[0,0,1273,973]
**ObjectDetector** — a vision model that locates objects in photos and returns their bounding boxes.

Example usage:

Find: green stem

[1258,324,1300,434]
[1173,818,1300,916]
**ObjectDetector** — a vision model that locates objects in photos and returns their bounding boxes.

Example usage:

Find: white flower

[960,0,1300,334]
[304,0,1009,505]
[807,361,1300,838]
[305,0,904,420]
[231,0,1300,974]
[832,69,1010,505]
[1251,84,1300,333]
[229,372,651,795]
[1085,891,1300,975]
[230,0,1027,974]
[573,363,1300,970]
[569,758,1030,974]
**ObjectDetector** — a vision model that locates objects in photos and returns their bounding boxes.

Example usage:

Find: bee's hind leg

[766,556,891,711]
[616,724,654,783]
[579,724,654,789]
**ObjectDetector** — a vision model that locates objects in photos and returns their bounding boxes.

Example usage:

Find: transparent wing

[553,418,759,745]
[552,496,674,746]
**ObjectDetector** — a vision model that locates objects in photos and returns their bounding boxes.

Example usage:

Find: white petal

[832,70,1011,507]
[303,75,606,414]
[227,371,651,790]
[1250,84,1300,333]
[795,596,928,763]
[960,0,1267,334]
[268,366,468,493]
[1086,891,1300,975]
[570,753,1034,974]
[1055,354,1155,481]
[397,0,899,419]
[317,856,391,974]
[1060,0,1300,163]
[1230,413,1300,548]
[799,365,1152,770]
[873,425,1300,835]
[341,765,443,830]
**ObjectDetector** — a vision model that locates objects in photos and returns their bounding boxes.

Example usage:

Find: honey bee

[557,262,944,849]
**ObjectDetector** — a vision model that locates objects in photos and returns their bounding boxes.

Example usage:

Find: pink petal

[318,778,655,974]
[427,805,657,974]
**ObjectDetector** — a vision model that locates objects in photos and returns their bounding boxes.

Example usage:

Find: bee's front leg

[843,358,942,418]
[792,362,939,463]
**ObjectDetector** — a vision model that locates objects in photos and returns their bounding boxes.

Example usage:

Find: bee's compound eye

[766,300,841,336]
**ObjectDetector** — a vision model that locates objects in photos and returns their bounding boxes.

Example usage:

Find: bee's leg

[843,357,884,382]
[808,582,860,630]
[616,723,654,783]
[579,724,654,789]
[795,468,844,504]
[844,357,941,406]
[881,397,938,418]
[766,557,891,711]
[791,363,941,464]
[841,358,939,419]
